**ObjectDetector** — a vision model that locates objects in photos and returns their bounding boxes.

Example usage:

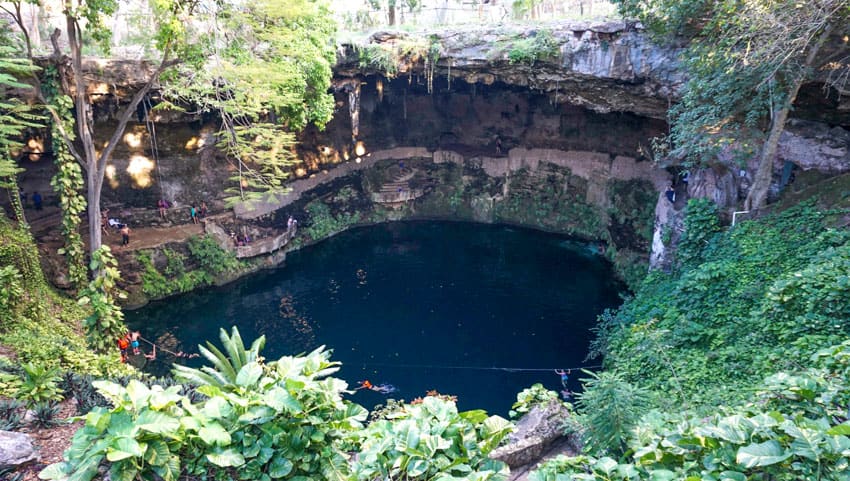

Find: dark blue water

[126,221,622,414]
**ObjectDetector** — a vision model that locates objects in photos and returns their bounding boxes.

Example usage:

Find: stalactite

[447,61,451,92]
[403,88,407,120]
[348,81,361,140]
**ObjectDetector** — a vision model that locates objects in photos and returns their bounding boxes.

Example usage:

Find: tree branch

[95,46,182,181]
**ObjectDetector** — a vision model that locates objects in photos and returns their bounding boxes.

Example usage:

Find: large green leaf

[199,422,232,446]
[263,387,303,414]
[736,440,791,468]
[236,362,263,387]
[135,410,181,435]
[38,462,72,480]
[206,448,246,467]
[269,455,294,478]
[105,437,144,462]
[827,423,850,436]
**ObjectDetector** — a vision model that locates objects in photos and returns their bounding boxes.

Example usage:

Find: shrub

[16,362,63,407]
[187,235,239,276]
[353,396,512,481]
[31,401,60,429]
[42,327,369,481]
[509,383,560,419]
[507,30,560,65]
[576,371,649,455]
[0,399,24,431]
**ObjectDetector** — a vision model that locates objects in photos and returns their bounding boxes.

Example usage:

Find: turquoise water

[126,221,622,414]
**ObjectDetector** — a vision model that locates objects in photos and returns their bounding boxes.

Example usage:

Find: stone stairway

[372,167,424,204]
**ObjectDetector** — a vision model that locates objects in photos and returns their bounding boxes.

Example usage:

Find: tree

[159,0,337,206]
[5,0,337,256]
[4,0,193,259]
[614,0,850,210]
[0,48,42,226]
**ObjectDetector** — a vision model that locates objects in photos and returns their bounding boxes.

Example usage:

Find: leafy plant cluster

[138,236,240,299]
[0,218,129,379]
[509,383,560,419]
[598,200,850,409]
[531,340,850,481]
[506,30,559,65]
[41,327,512,481]
[303,200,363,242]
[0,49,41,225]
[354,397,511,481]
[78,246,128,354]
[43,65,87,290]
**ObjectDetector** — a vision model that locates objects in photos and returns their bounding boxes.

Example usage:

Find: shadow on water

[126,221,624,415]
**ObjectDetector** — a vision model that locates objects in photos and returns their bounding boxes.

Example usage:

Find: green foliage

[32,401,61,429]
[17,363,63,407]
[77,247,127,354]
[353,397,512,481]
[0,48,41,201]
[509,383,560,419]
[531,341,850,481]
[507,30,559,65]
[171,326,266,389]
[139,236,238,299]
[42,327,368,481]
[303,200,362,241]
[612,0,850,166]
[576,371,649,455]
[0,265,23,318]
[162,248,186,277]
[677,198,721,266]
[44,67,87,289]
[358,44,399,76]
[187,235,240,276]
[0,399,24,431]
[600,201,850,409]
[160,0,337,206]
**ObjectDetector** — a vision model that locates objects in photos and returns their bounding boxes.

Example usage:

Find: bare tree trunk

[743,85,799,211]
[67,15,103,254]
[744,25,833,211]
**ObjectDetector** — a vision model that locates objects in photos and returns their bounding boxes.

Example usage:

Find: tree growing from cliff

[4,0,195,260]
[5,0,337,255]
[614,0,850,210]
[159,0,337,206]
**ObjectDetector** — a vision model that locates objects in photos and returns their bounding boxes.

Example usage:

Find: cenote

[126,221,623,414]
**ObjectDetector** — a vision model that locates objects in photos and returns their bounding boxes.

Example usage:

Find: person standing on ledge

[665,184,676,204]
[120,224,131,247]
[190,205,198,224]
[32,191,42,211]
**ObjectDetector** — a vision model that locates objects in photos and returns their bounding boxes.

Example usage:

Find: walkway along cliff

[10,21,850,305]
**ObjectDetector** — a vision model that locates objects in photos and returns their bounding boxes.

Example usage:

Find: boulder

[779,119,850,174]
[0,430,38,469]
[687,166,739,210]
[489,400,572,468]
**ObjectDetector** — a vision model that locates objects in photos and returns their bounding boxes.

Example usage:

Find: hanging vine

[44,66,87,289]
[78,246,126,353]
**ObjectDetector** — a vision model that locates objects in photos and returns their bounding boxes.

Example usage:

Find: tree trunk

[743,24,834,211]
[743,81,800,211]
[67,15,102,254]
[87,167,102,253]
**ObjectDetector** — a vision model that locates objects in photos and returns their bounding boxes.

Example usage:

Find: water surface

[127,221,622,414]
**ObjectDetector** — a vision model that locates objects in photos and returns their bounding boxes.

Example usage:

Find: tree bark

[744,24,834,211]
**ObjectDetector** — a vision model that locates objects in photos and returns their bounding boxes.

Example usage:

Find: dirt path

[101,222,204,251]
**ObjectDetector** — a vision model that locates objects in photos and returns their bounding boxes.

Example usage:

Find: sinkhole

[126,221,623,414]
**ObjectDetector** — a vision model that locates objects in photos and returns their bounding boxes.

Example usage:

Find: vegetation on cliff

[535,198,850,479]
[614,0,850,209]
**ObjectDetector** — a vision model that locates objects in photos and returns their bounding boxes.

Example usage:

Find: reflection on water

[127,221,622,414]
